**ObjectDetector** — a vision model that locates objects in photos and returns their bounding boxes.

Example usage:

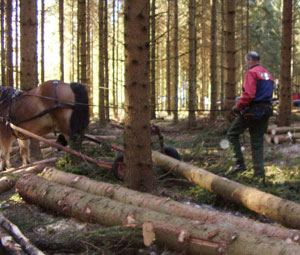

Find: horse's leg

[0,137,15,171]
[17,139,31,166]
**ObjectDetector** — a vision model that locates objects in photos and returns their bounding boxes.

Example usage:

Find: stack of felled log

[13,163,300,255]
[265,125,300,144]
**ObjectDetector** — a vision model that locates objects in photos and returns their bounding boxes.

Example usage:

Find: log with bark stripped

[0,213,45,255]
[40,167,300,245]
[273,134,292,144]
[270,126,300,135]
[15,175,300,255]
[264,134,274,143]
[152,151,300,230]
[0,225,25,255]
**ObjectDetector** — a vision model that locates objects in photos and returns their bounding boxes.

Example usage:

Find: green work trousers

[227,114,269,176]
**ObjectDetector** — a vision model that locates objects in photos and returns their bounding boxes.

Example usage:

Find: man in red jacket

[227,51,274,182]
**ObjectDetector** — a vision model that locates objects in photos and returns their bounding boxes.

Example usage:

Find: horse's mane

[0,86,23,117]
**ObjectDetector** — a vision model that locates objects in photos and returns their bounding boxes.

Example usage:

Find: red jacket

[237,65,274,111]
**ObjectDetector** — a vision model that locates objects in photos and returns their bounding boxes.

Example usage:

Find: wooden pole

[9,123,113,169]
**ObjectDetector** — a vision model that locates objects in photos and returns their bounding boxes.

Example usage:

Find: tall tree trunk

[278,0,293,126]
[5,0,13,87]
[246,0,249,52]
[188,0,196,127]
[86,0,93,117]
[112,0,117,119]
[210,0,217,122]
[104,0,109,121]
[166,0,171,115]
[40,0,45,83]
[78,0,87,84]
[20,0,38,89]
[59,0,64,81]
[69,0,75,82]
[1,0,5,86]
[20,0,41,160]
[220,0,225,110]
[172,0,178,123]
[98,0,105,124]
[124,0,153,192]
[15,0,19,88]
[224,0,236,111]
[150,0,156,120]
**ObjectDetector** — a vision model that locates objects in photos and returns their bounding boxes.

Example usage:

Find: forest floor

[1,114,300,254]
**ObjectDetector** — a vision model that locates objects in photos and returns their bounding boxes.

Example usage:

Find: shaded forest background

[1,0,298,124]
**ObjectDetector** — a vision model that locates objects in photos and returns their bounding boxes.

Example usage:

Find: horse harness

[0,81,74,138]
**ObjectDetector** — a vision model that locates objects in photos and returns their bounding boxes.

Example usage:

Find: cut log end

[143,222,156,247]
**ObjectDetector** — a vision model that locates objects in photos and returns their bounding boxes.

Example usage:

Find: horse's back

[38,80,89,138]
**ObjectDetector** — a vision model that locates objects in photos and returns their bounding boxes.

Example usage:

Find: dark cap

[246,51,260,61]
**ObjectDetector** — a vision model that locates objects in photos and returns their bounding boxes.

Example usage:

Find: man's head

[245,51,260,69]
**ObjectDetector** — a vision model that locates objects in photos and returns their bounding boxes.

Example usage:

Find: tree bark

[278,0,293,126]
[5,0,13,87]
[224,0,236,111]
[59,0,64,81]
[124,0,153,192]
[188,0,196,127]
[166,0,171,115]
[41,167,300,245]
[98,0,105,124]
[1,0,5,86]
[209,0,217,122]
[150,0,156,120]
[15,0,19,88]
[78,0,87,84]
[171,0,178,123]
[20,0,41,160]
[152,151,300,230]
[40,0,45,83]
[16,175,300,255]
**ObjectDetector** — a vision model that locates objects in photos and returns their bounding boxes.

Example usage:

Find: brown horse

[0,80,89,170]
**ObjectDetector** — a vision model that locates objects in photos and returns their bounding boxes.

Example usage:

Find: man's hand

[227,105,240,122]
[231,105,240,116]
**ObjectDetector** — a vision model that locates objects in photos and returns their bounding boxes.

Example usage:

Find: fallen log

[264,134,274,143]
[16,175,300,255]
[0,225,25,255]
[273,134,292,144]
[0,157,57,193]
[289,133,300,139]
[0,213,45,255]
[152,151,300,230]
[41,167,300,245]
[271,126,300,135]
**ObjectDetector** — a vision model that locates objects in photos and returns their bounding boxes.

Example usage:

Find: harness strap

[9,80,74,139]
[14,103,74,125]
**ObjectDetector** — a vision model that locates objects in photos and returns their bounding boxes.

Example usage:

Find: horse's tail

[70,82,89,140]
